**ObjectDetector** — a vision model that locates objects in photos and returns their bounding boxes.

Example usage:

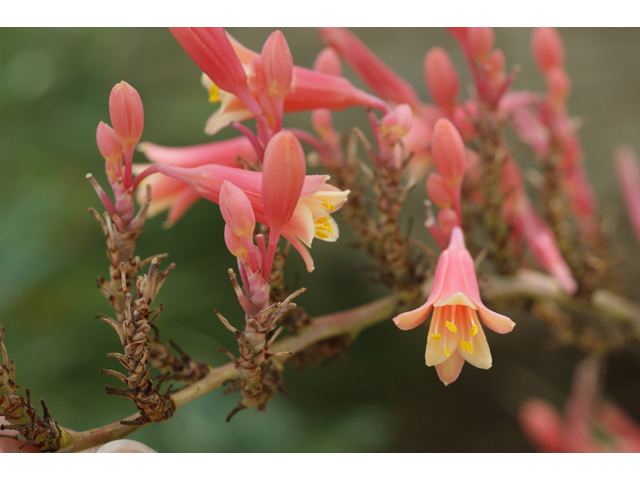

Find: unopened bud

[262,131,306,231]
[313,47,343,77]
[220,181,256,238]
[467,27,495,60]
[424,47,459,111]
[437,208,460,237]
[109,81,144,150]
[431,119,466,187]
[531,27,565,74]
[96,121,123,165]
[261,30,293,100]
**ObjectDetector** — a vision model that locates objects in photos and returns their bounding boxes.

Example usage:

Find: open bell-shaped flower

[393,226,515,385]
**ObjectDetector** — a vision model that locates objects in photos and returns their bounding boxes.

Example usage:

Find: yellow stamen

[316,230,330,239]
[321,198,335,212]
[471,325,478,337]
[431,334,442,340]
[208,84,221,103]
[316,217,330,224]
[446,321,457,333]
[444,347,451,357]
[460,339,467,352]
[466,341,474,354]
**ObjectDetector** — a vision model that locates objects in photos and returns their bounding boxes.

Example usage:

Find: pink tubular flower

[467,27,494,60]
[154,162,349,273]
[393,226,515,386]
[319,27,420,108]
[134,136,258,226]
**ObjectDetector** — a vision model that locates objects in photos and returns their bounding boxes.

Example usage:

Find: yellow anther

[471,325,478,337]
[460,339,467,352]
[431,334,442,340]
[446,321,457,333]
[315,230,330,239]
[208,84,221,103]
[466,341,474,354]
[444,347,451,357]
[316,217,330,224]
[321,198,335,212]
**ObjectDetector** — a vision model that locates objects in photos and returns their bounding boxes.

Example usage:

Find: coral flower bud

[220,181,256,238]
[426,173,453,209]
[446,28,468,42]
[261,30,293,100]
[467,27,495,60]
[109,81,144,150]
[531,27,565,74]
[261,131,307,275]
[424,47,459,112]
[96,121,123,165]
[431,119,466,187]
[262,131,306,231]
[313,47,343,77]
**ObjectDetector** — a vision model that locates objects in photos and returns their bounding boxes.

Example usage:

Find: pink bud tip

[467,27,495,60]
[96,121,123,165]
[261,30,293,100]
[426,173,453,209]
[262,131,307,231]
[424,47,459,112]
[313,47,343,77]
[531,27,565,75]
[431,119,466,187]
[109,81,144,150]
[220,181,256,238]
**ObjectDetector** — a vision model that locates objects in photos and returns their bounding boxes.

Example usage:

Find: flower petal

[435,350,465,386]
[479,305,516,334]
[459,320,492,369]
[393,303,432,331]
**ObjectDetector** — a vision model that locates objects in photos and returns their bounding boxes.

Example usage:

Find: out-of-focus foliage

[1,28,640,452]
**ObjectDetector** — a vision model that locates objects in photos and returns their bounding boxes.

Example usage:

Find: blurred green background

[1,28,640,452]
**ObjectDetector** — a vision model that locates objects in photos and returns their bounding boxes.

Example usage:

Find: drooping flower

[393,226,515,385]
